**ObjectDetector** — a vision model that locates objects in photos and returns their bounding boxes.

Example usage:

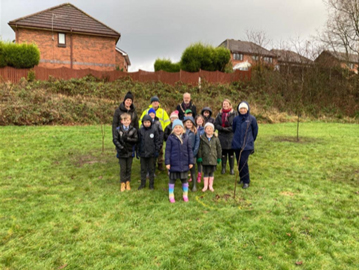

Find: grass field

[1,122,359,269]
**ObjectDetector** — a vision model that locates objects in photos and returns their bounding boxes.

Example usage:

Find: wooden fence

[0,66,251,85]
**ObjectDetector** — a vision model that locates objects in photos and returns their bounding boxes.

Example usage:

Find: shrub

[27,69,36,82]
[0,42,6,68]
[154,59,181,72]
[4,42,40,68]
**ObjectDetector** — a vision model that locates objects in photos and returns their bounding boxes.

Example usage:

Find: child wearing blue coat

[183,116,200,192]
[232,101,258,189]
[165,119,194,203]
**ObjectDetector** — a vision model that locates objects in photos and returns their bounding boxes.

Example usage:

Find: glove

[217,158,221,164]
[136,151,140,159]
[197,158,203,163]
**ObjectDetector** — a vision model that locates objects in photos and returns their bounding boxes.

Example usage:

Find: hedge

[0,41,40,68]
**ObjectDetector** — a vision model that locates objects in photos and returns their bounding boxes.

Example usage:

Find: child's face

[205,126,214,136]
[149,113,156,119]
[239,108,248,115]
[184,120,193,129]
[196,117,204,126]
[121,118,131,127]
[173,125,183,135]
[143,120,151,127]
[203,111,210,117]
[170,117,177,123]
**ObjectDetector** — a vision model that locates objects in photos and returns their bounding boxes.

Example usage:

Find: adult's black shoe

[242,183,249,189]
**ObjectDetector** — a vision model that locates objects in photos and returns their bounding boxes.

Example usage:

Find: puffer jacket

[165,133,194,172]
[113,125,138,158]
[232,101,258,151]
[197,134,222,166]
[138,115,161,158]
[112,102,139,137]
[214,109,237,149]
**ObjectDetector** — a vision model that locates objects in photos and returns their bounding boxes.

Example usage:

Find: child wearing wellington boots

[197,122,222,192]
[165,119,194,203]
[183,116,200,192]
[113,113,138,192]
[195,115,205,183]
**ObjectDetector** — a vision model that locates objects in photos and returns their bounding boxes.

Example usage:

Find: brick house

[8,3,130,71]
[271,49,313,71]
[315,50,358,73]
[218,39,277,70]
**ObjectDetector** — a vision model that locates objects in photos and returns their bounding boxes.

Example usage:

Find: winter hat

[185,109,192,114]
[123,91,134,102]
[170,110,179,119]
[148,108,156,115]
[183,116,195,125]
[150,96,160,103]
[238,102,249,111]
[142,115,152,123]
[172,119,184,129]
[204,122,214,130]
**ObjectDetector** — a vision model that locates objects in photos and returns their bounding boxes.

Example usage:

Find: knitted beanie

[123,91,134,102]
[204,122,214,130]
[183,116,195,126]
[150,96,160,103]
[148,108,156,115]
[170,110,179,119]
[238,102,249,111]
[172,119,184,129]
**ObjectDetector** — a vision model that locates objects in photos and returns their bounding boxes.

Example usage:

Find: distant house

[8,3,130,71]
[271,49,313,71]
[315,50,358,73]
[218,39,277,70]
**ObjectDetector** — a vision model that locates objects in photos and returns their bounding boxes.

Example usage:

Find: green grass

[1,122,359,269]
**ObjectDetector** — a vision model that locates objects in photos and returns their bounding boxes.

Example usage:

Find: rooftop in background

[271,49,313,65]
[218,39,275,57]
[8,2,121,41]
[320,50,359,63]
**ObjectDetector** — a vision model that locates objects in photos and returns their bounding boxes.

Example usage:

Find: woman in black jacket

[214,99,237,175]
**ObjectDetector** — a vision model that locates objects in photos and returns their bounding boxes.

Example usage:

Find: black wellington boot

[229,156,235,175]
[191,172,197,192]
[221,155,227,174]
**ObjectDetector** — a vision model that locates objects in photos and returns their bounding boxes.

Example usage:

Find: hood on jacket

[183,116,196,126]
[201,107,212,117]
[142,115,152,126]
[237,101,250,115]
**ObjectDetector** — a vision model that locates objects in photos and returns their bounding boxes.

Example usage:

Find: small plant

[27,69,36,82]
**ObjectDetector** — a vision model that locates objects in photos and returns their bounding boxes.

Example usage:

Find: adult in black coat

[112,91,139,138]
[176,92,197,120]
[214,99,237,175]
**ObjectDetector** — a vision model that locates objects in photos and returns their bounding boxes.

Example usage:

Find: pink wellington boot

[209,177,214,192]
[197,172,202,183]
[202,177,208,192]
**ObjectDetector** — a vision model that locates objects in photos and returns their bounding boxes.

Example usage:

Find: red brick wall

[16,28,117,71]
[115,52,128,72]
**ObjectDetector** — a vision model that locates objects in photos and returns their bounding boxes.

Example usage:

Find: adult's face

[183,94,191,104]
[222,101,230,110]
[152,101,159,110]
[124,99,132,108]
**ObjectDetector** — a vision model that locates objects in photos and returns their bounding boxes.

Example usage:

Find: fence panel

[0,66,251,85]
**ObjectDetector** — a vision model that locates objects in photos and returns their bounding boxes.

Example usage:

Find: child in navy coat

[165,119,194,203]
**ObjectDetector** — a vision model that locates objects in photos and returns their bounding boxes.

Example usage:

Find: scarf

[221,108,232,127]
[182,101,191,110]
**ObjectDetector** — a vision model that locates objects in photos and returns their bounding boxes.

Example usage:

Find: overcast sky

[0,0,328,71]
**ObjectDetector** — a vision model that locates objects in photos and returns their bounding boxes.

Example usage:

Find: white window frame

[58,33,66,47]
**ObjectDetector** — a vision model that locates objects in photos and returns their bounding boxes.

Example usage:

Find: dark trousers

[222,149,234,157]
[169,178,187,184]
[141,157,155,182]
[119,157,133,183]
[235,150,251,184]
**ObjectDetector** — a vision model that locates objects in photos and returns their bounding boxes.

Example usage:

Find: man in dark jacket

[232,101,258,189]
[137,115,161,190]
[112,91,139,138]
[176,92,197,120]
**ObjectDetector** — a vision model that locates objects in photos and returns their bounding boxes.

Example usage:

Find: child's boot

[229,156,235,175]
[197,172,202,183]
[221,155,227,174]
[120,182,126,192]
[209,177,214,192]
[138,180,146,190]
[202,177,209,192]
[169,184,175,203]
[182,183,189,202]
[191,172,197,192]
[126,181,131,191]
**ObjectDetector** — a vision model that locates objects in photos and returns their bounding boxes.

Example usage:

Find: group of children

[113,106,223,203]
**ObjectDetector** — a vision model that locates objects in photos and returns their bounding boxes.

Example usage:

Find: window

[58,33,66,47]
[348,63,354,69]
[252,55,259,61]
[264,57,273,63]
[233,53,243,60]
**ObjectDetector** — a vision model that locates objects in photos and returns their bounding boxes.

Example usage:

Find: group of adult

[112,91,258,188]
